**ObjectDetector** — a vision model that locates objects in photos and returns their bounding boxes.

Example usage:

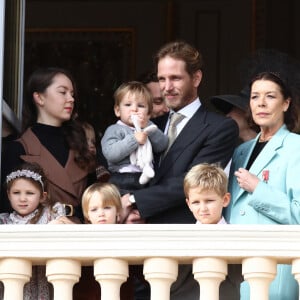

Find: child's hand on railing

[49,216,75,224]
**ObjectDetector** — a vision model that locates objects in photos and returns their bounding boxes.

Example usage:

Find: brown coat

[18,128,88,208]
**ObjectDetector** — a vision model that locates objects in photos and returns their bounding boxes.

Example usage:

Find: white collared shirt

[165,98,201,136]
[196,216,227,224]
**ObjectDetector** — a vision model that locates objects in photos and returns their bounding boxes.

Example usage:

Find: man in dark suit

[121,40,240,300]
[121,40,239,224]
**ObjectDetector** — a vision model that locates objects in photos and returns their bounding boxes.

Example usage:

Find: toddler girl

[0,162,70,225]
[0,162,71,300]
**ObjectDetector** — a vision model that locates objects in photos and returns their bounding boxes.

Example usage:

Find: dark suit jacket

[133,105,239,223]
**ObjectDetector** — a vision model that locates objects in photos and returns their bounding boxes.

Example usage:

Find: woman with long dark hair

[1,67,95,222]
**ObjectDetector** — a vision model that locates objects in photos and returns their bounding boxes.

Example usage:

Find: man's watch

[128,194,136,204]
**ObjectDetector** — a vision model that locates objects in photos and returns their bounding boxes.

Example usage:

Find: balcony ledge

[0,224,299,265]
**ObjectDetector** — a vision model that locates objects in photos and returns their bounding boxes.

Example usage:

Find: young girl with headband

[1,162,71,224]
[0,162,72,300]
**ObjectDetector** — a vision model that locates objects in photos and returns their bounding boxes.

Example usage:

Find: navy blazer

[133,105,239,223]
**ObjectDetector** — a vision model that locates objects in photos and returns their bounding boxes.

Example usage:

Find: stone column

[46,258,81,300]
[94,258,128,300]
[193,257,227,300]
[144,257,178,300]
[0,258,32,300]
[291,258,300,298]
[242,257,276,300]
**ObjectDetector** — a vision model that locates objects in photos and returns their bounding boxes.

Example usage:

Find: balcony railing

[0,224,299,300]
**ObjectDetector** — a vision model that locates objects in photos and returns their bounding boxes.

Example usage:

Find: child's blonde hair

[184,163,228,198]
[114,81,153,115]
[81,182,122,223]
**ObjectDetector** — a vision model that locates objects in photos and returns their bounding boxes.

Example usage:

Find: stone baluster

[94,258,128,300]
[46,259,81,300]
[291,258,300,297]
[242,257,276,300]
[0,258,32,300]
[143,257,178,300]
[193,257,227,300]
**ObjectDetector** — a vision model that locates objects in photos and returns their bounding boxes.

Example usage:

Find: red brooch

[262,170,269,183]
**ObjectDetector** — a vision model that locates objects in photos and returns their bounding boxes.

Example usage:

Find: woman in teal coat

[225,71,300,299]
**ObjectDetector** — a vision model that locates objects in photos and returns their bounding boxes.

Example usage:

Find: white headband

[6,169,44,191]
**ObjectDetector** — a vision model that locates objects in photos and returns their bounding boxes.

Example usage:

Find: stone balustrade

[0,224,299,299]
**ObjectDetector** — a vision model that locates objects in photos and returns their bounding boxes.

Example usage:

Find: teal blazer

[226,124,300,225]
[225,125,300,300]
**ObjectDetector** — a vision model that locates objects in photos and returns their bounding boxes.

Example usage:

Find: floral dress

[0,203,66,300]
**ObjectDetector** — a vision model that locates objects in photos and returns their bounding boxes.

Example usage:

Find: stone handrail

[0,224,299,299]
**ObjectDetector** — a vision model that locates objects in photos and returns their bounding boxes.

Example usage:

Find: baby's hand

[134,131,148,145]
[132,113,149,129]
